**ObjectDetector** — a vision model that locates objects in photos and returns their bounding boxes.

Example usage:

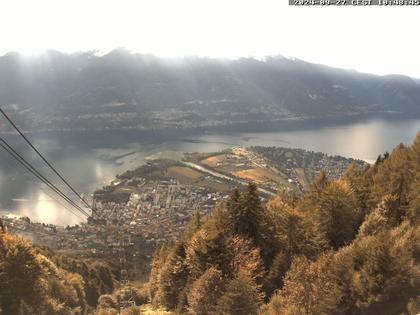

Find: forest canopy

[149,132,420,315]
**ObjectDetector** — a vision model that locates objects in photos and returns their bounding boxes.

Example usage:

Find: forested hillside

[0,230,118,314]
[149,132,420,315]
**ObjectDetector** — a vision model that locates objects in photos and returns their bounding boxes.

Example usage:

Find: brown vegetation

[148,132,420,315]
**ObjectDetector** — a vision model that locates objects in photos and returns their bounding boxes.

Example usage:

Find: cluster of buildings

[250,146,366,192]
[2,177,227,259]
[94,178,225,243]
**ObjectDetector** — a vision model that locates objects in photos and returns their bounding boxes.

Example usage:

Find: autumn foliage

[149,132,420,315]
[0,230,116,314]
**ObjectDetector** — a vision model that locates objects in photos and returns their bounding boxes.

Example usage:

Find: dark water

[1,115,419,225]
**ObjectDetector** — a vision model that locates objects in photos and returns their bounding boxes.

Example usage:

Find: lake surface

[1,114,419,225]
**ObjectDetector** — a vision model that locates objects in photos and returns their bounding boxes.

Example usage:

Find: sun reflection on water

[16,191,83,226]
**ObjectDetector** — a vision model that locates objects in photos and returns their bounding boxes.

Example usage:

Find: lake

[1,114,419,225]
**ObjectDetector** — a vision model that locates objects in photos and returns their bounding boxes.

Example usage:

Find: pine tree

[225,188,241,232]
[407,132,420,224]
[370,144,412,215]
[155,242,189,309]
[358,202,389,237]
[185,227,230,279]
[231,183,263,238]
[0,232,48,314]
[215,269,263,315]
[309,180,360,249]
[263,251,289,298]
[226,236,264,282]
[267,196,299,261]
[343,162,370,221]
[407,171,420,225]
[187,267,225,315]
[349,221,419,314]
[298,171,330,213]
[235,183,277,264]
[273,253,344,315]
[149,244,171,306]
[97,294,117,309]
[182,209,201,241]
[409,131,420,170]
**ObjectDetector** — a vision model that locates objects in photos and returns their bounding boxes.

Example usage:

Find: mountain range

[1,49,419,132]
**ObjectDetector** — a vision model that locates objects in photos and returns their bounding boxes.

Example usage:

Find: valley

[3,145,364,272]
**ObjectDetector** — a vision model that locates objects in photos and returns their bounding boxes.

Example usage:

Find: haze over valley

[1,50,420,133]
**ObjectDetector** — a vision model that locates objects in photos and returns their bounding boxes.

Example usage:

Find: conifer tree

[351,236,393,309]
[358,203,389,237]
[263,251,289,298]
[215,269,263,315]
[409,131,420,169]
[272,253,344,315]
[0,232,48,313]
[149,245,171,306]
[232,183,263,238]
[225,188,241,232]
[343,162,370,220]
[235,183,277,264]
[314,180,360,249]
[370,144,412,214]
[266,196,300,261]
[407,171,420,225]
[182,209,201,241]
[185,228,230,279]
[154,242,189,309]
[298,171,329,213]
[226,236,264,282]
[187,267,225,315]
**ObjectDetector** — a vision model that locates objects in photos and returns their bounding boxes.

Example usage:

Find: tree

[226,236,264,283]
[187,267,225,315]
[409,131,420,171]
[370,144,412,215]
[358,194,401,237]
[343,162,370,221]
[182,209,201,242]
[271,253,344,315]
[266,194,325,261]
[149,244,171,306]
[263,251,289,298]
[298,171,329,213]
[215,269,263,315]
[185,228,230,279]
[226,188,241,228]
[407,171,420,225]
[358,204,388,238]
[230,184,264,238]
[49,270,87,312]
[154,242,189,309]
[313,180,360,249]
[234,183,277,264]
[350,226,418,315]
[0,232,48,314]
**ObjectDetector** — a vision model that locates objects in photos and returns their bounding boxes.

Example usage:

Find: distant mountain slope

[1,50,419,131]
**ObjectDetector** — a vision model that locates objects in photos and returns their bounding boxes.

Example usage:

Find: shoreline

[2,111,419,137]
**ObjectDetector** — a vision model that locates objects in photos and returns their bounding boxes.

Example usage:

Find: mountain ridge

[1,49,419,132]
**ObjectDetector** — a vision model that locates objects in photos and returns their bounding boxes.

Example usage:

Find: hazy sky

[1,0,419,77]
